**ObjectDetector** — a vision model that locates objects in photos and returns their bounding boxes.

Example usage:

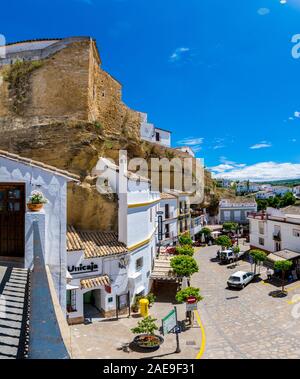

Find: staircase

[0,264,29,359]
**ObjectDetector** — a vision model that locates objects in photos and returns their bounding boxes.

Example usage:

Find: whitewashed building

[293,185,300,198]
[255,191,275,200]
[66,156,160,323]
[158,192,178,246]
[272,186,292,196]
[248,206,300,275]
[219,199,257,224]
[0,150,80,311]
[140,112,171,147]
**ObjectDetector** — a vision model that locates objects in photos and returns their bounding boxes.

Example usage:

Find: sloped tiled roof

[281,206,300,216]
[67,226,127,258]
[160,192,176,200]
[80,275,110,289]
[0,150,80,181]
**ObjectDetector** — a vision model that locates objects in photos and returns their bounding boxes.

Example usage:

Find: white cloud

[169,47,190,62]
[213,144,225,150]
[257,8,270,16]
[176,137,203,154]
[250,142,272,149]
[294,111,300,118]
[211,162,300,181]
[210,164,235,173]
[176,137,203,146]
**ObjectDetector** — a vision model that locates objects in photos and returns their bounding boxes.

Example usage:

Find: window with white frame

[259,237,264,246]
[224,211,230,221]
[136,257,143,271]
[293,229,300,238]
[234,210,241,221]
[258,221,264,235]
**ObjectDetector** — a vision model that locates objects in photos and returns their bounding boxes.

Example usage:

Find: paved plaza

[71,245,300,359]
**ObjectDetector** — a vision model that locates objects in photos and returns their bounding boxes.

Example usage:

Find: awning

[80,275,110,289]
[151,257,178,282]
[267,250,300,263]
[267,253,286,263]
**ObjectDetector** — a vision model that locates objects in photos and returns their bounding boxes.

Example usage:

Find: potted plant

[131,295,142,313]
[27,190,48,212]
[146,293,156,307]
[131,316,163,350]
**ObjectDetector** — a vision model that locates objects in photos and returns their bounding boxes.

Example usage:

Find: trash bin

[139,298,149,317]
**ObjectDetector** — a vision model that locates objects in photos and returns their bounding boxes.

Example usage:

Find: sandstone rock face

[0,37,211,230]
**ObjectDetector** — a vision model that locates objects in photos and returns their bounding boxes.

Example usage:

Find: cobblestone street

[70,245,300,359]
[193,245,300,359]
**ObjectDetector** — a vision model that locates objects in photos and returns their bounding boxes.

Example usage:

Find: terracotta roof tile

[160,192,176,200]
[80,275,110,289]
[67,226,127,258]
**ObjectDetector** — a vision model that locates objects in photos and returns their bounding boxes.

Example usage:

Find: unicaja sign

[291,34,300,59]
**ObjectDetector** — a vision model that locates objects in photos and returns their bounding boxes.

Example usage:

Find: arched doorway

[83,289,102,321]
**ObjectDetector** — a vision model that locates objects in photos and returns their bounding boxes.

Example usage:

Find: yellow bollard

[139,298,149,317]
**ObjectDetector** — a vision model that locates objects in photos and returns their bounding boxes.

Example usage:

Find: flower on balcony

[28,190,48,205]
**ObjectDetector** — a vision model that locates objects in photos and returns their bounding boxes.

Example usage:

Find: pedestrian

[266,267,272,281]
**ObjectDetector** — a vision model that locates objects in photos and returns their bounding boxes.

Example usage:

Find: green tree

[170,255,199,277]
[233,246,240,265]
[175,287,203,303]
[178,233,193,246]
[215,235,232,250]
[223,222,238,232]
[131,316,158,336]
[175,245,194,256]
[279,192,296,207]
[274,260,293,293]
[249,249,267,275]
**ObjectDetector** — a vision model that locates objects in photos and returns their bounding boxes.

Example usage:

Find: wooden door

[0,184,25,258]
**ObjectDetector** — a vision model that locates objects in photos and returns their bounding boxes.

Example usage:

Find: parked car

[227,271,255,289]
[219,249,245,264]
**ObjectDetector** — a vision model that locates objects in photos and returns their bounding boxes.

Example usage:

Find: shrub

[175,245,194,256]
[179,233,193,246]
[175,287,203,303]
[131,316,158,336]
[170,255,199,277]
[215,235,232,249]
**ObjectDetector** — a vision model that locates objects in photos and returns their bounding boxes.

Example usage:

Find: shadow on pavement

[269,290,288,298]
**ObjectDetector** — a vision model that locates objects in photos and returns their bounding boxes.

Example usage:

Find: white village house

[66,156,159,323]
[248,206,300,277]
[0,150,79,311]
[218,198,257,224]
[158,192,179,246]
[140,112,171,147]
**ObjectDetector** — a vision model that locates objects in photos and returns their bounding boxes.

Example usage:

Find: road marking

[287,294,300,305]
[194,310,206,359]
[287,283,300,293]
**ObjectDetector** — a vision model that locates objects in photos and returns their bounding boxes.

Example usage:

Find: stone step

[0,265,29,359]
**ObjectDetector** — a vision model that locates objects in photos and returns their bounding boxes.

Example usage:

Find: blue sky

[1,0,300,181]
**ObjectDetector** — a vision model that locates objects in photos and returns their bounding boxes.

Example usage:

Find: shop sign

[68,261,99,275]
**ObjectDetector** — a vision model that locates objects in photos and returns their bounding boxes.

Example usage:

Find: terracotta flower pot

[27,203,44,212]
